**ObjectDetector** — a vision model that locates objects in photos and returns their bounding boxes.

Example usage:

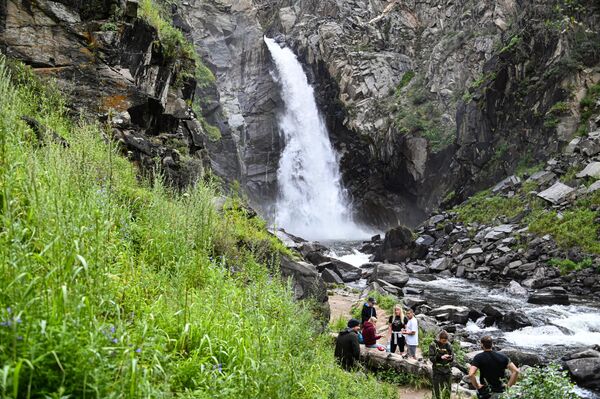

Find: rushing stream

[264,37,368,241]
[328,243,600,398]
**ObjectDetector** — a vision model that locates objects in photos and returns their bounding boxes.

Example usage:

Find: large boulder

[537,182,575,204]
[429,305,471,325]
[498,311,532,331]
[320,259,362,282]
[528,286,570,305]
[565,356,600,389]
[415,314,440,334]
[369,263,410,288]
[280,256,329,320]
[373,226,426,262]
[429,257,451,272]
[499,349,544,367]
[321,268,343,284]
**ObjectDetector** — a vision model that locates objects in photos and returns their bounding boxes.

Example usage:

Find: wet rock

[537,182,575,204]
[507,281,528,297]
[406,263,428,274]
[416,235,435,247]
[498,311,532,331]
[482,305,503,321]
[430,305,471,325]
[404,297,428,310]
[369,263,410,288]
[528,286,570,305]
[305,251,331,266]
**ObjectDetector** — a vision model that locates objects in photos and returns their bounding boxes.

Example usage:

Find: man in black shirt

[334,319,361,370]
[468,336,519,399]
[361,297,377,324]
[429,330,454,399]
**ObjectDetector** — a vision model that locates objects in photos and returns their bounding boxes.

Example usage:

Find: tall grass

[0,57,396,398]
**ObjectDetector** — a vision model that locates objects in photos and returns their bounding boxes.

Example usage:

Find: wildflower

[0,321,10,327]
[112,338,118,344]
[135,348,141,353]
[213,363,222,373]
[6,307,11,314]
[110,326,116,334]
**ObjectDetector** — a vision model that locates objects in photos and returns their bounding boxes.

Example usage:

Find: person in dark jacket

[334,319,361,370]
[469,336,519,399]
[429,330,454,399]
[361,297,377,324]
[362,317,382,348]
[388,304,408,355]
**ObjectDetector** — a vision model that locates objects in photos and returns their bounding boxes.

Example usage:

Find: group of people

[334,298,520,399]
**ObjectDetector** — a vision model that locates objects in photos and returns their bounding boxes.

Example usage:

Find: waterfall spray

[264,37,368,241]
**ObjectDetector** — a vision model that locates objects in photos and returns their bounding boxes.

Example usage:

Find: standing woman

[388,305,407,355]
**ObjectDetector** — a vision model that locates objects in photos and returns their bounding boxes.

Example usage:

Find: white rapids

[264,37,369,241]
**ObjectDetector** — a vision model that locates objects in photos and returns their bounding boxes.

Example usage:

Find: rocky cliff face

[177,0,600,230]
[3,0,599,232]
[1,0,215,188]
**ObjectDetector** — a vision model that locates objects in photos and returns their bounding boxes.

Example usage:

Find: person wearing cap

[361,297,377,325]
[334,319,361,370]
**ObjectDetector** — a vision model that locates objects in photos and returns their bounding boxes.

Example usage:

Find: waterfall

[264,37,368,241]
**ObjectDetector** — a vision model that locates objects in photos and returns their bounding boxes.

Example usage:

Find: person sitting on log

[362,317,383,349]
[429,330,454,399]
[334,318,361,370]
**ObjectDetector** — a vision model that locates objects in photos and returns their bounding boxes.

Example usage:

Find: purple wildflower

[135,348,141,353]
[112,338,118,344]
[0,321,10,327]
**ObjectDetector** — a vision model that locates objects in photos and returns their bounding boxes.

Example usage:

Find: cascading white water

[264,37,368,241]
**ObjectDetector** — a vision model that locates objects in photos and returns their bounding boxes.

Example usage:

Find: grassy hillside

[0,57,396,398]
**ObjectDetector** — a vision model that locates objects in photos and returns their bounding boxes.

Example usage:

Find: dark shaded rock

[404,297,428,310]
[499,349,544,367]
[498,311,532,331]
[21,116,70,148]
[322,259,362,282]
[280,256,329,320]
[374,226,426,262]
[406,263,427,274]
[565,357,600,389]
[482,305,503,320]
[321,268,343,284]
[416,314,440,334]
[305,251,331,266]
[528,286,570,305]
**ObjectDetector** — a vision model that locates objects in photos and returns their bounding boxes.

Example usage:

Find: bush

[502,364,578,399]
[0,57,397,398]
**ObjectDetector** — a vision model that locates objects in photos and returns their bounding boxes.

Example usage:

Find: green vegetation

[499,35,522,54]
[375,368,431,389]
[578,83,600,128]
[453,190,526,225]
[329,316,348,332]
[368,291,398,314]
[0,57,397,398]
[502,364,578,399]
[393,74,454,152]
[200,117,222,142]
[549,258,595,274]
[396,71,415,94]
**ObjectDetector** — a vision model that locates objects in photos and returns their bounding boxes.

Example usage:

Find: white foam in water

[504,307,600,348]
[264,37,369,241]
[330,250,371,267]
[465,319,499,333]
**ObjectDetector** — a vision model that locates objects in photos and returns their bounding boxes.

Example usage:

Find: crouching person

[334,319,361,370]
[429,330,453,399]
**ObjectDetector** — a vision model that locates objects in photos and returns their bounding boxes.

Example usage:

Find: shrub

[502,364,578,399]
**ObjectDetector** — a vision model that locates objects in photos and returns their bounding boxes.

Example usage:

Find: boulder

[403,297,427,310]
[499,348,544,367]
[369,263,410,288]
[429,305,471,324]
[415,234,435,247]
[322,259,362,282]
[406,263,428,274]
[528,286,570,305]
[507,280,528,297]
[415,314,440,334]
[305,251,330,265]
[482,305,503,321]
[492,176,521,193]
[565,357,600,389]
[537,182,575,204]
[498,311,532,331]
[280,256,329,320]
[588,180,600,193]
[526,170,556,186]
[373,225,413,262]
[576,162,600,179]
[429,257,451,272]
[321,268,343,284]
